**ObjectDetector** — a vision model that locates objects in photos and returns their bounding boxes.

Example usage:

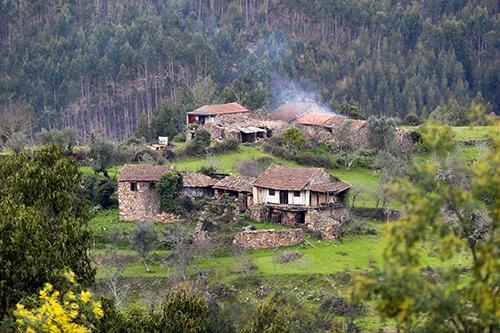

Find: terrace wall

[233,229,304,249]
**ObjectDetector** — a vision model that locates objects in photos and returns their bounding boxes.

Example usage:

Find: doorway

[279,191,288,204]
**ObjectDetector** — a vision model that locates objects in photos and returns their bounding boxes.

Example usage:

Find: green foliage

[89,132,115,177]
[366,116,396,150]
[198,165,217,177]
[354,121,499,332]
[131,221,159,273]
[336,103,365,120]
[186,130,211,156]
[82,174,117,209]
[155,171,183,214]
[429,99,469,126]
[0,145,94,318]
[281,128,305,152]
[159,283,209,333]
[241,292,313,333]
[38,128,77,152]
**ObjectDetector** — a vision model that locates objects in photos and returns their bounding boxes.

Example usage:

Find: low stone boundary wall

[233,229,304,249]
[351,207,401,221]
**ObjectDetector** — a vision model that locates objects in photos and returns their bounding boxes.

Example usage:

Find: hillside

[1,0,498,140]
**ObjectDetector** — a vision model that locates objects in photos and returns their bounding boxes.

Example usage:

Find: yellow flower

[92,301,104,318]
[80,291,91,304]
[64,271,76,283]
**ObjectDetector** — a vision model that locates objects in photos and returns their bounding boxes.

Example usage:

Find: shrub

[282,127,305,152]
[340,219,377,236]
[172,133,186,142]
[95,178,118,208]
[319,296,366,317]
[274,252,304,263]
[173,195,196,214]
[159,283,209,333]
[366,116,396,150]
[186,130,211,156]
[198,165,217,177]
[156,171,183,214]
[208,139,239,154]
[403,113,422,126]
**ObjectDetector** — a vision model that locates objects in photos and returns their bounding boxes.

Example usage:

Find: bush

[159,283,209,333]
[156,171,184,214]
[403,113,422,126]
[236,158,269,177]
[185,130,211,156]
[319,296,366,317]
[207,139,239,154]
[198,165,217,177]
[173,195,196,214]
[340,219,377,236]
[95,178,118,208]
[263,143,336,168]
[274,252,304,263]
[172,133,186,142]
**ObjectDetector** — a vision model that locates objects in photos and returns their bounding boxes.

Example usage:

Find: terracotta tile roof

[269,102,333,122]
[306,182,351,193]
[297,112,336,126]
[188,102,249,115]
[181,172,217,188]
[213,176,255,193]
[118,164,172,182]
[324,116,366,130]
[253,165,323,191]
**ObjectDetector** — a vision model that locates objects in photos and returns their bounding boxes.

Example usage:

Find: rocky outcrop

[233,229,304,249]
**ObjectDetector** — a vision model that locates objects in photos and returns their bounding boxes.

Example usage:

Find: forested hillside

[0,0,498,140]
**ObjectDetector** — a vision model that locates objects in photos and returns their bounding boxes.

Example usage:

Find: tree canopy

[0,145,95,318]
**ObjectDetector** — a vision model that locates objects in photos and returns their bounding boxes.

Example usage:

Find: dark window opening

[269,189,275,196]
[294,191,301,197]
[149,182,155,190]
[279,191,288,204]
[130,182,138,191]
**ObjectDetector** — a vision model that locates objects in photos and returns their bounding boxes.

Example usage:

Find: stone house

[252,164,351,226]
[118,164,172,221]
[213,175,255,212]
[186,102,250,140]
[181,171,217,198]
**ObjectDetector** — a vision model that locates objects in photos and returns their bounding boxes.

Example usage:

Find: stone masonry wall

[233,229,304,249]
[118,181,161,221]
[305,210,341,240]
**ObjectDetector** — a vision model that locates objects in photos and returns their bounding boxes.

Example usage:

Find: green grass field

[402,125,494,141]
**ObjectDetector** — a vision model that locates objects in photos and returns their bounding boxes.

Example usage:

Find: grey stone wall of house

[304,210,341,240]
[182,187,214,198]
[118,181,161,221]
[233,229,304,249]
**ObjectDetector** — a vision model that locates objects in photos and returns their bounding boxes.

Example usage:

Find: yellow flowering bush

[14,271,103,333]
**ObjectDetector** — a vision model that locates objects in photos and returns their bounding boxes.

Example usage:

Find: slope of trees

[0,0,498,141]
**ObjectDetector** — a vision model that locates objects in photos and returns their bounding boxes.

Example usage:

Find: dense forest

[0,0,498,141]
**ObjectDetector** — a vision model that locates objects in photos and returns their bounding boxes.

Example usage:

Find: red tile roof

[181,172,217,188]
[297,112,336,126]
[253,165,323,191]
[324,116,366,130]
[213,176,255,193]
[306,182,351,193]
[269,102,317,122]
[118,164,172,182]
[189,102,249,115]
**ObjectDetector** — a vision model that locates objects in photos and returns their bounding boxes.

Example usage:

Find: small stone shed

[181,171,217,198]
[213,175,255,212]
[118,164,172,221]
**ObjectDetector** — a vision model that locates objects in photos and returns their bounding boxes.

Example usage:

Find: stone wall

[233,229,304,249]
[350,207,401,221]
[305,210,341,240]
[118,181,162,221]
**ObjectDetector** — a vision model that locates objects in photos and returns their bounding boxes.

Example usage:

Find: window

[268,189,275,196]
[149,182,155,190]
[130,182,138,191]
[294,191,301,197]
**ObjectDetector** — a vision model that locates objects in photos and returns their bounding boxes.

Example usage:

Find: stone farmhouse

[118,164,173,221]
[180,171,217,198]
[252,164,351,226]
[186,102,283,143]
[213,175,255,212]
